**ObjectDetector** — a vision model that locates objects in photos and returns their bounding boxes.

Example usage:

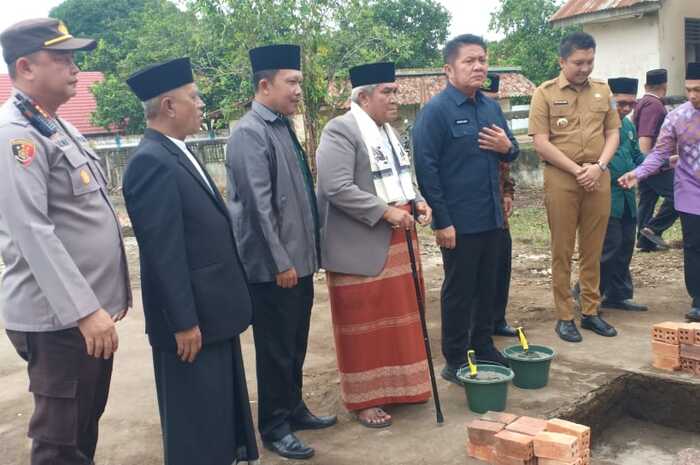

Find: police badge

[10,139,36,166]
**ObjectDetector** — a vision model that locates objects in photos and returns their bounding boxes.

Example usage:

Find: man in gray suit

[316,62,433,428]
[226,44,336,460]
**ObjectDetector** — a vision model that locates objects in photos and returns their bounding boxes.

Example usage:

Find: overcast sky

[0,0,503,72]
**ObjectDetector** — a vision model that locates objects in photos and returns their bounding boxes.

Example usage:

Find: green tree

[49,0,450,157]
[190,0,450,162]
[488,0,578,86]
[88,1,202,132]
[370,0,450,68]
[50,0,152,73]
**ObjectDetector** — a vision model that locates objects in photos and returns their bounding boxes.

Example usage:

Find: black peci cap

[645,69,667,86]
[249,44,301,73]
[126,57,194,101]
[349,62,395,88]
[608,77,639,95]
[1,18,96,65]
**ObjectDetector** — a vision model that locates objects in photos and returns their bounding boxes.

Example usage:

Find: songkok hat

[126,57,194,102]
[1,18,96,65]
[608,77,638,95]
[687,62,700,80]
[249,44,301,73]
[349,62,395,88]
[481,73,500,94]
[645,68,667,86]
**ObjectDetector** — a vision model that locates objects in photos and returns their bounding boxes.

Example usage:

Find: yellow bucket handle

[467,349,478,378]
[517,327,529,353]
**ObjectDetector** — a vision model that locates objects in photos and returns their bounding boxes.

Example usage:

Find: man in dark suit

[122,58,258,465]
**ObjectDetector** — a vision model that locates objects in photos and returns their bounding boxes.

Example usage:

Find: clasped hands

[575,162,602,191]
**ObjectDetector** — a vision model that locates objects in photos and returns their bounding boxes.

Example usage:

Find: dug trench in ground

[0,188,696,465]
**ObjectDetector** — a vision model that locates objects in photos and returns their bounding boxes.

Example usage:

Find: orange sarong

[327,227,431,411]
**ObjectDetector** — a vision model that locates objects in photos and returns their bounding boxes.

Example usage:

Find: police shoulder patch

[10,138,36,166]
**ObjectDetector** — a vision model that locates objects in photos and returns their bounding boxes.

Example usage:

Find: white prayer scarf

[349,102,416,203]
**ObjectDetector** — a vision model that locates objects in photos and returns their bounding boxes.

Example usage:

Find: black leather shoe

[581,315,617,337]
[601,300,648,312]
[494,322,518,337]
[556,320,582,343]
[640,227,670,250]
[476,346,510,367]
[686,307,700,322]
[290,409,337,432]
[441,364,463,386]
[263,433,314,460]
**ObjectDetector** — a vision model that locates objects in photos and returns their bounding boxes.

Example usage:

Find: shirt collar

[445,82,483,106]
[557,71,591,91]
[165,135,191,155]
[252,100,281,123]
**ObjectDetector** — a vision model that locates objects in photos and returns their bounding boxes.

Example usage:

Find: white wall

[584,14,661,97]
[659,0,700,95]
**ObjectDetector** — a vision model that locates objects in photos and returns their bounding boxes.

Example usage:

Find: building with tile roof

[551,0,700,96]
[0,71,115,136]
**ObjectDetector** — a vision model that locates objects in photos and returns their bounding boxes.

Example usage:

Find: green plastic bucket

[503,344,555,389]
[456,364,514,413]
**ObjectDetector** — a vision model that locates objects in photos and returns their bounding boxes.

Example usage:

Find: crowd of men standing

[0,16,699,465]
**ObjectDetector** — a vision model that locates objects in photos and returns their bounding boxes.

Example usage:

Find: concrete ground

[1,232,698,465]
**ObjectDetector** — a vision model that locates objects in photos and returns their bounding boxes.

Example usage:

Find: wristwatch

[597,161,608,172]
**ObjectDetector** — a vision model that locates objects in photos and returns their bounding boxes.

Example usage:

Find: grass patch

[509,207,551,247]
[419,202,683,248]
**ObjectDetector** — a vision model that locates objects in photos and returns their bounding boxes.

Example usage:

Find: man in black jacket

[122,57,258,465]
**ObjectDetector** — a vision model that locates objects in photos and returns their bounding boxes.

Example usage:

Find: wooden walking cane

[405,203,444,424]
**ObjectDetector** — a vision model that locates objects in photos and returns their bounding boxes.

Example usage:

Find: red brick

[652,353,681,371]
[467,419,505,446]
[494,430,535,459]
[466,441,496,462]
[506,416,548,436]
[652,321,682,344]
[545,419,591,450]
[681,358,696,374]
[538,458,581,465]
[678,323,700,345]
[482,411,520,425]
[652,340,680,358]
[533,431,579,461]
[681,343,700,361]
[493,455,539,465]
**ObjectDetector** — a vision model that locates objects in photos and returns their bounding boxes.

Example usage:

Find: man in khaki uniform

[0,19,130,464]
[528,32,620,342]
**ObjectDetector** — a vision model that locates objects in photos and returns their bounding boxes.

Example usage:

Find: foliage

[488,0,579,85]
[50,0,450,157]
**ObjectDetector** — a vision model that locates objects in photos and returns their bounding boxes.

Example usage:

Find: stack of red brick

[651,321,700,374]
[466,412,591,465]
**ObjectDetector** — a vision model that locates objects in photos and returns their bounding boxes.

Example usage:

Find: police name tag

[455,119,470,125]
[553,100,568,106]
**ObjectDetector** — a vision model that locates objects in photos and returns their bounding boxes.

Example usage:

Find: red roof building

[550,0,661,26]
[549,0,700,97]
[0,71,113,136]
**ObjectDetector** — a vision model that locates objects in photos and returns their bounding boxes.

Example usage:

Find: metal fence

[97,94,690,192]
[96,136,229,192]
